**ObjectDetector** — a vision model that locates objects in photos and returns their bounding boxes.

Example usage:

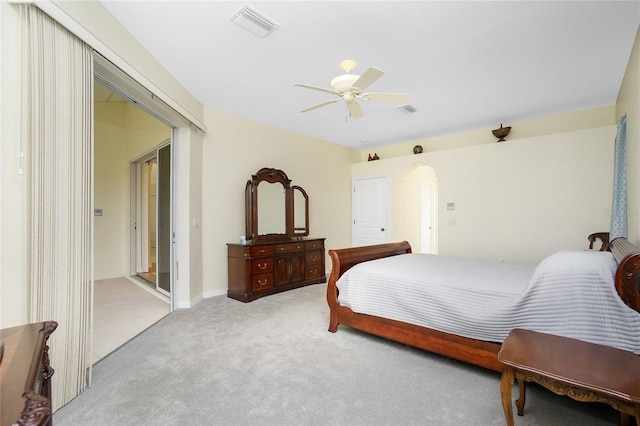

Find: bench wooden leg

[618,410,639,426]
[619,413,630,426]
[500,366,515,426]
[516,378,526,416]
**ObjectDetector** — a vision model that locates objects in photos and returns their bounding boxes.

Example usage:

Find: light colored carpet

[92,277,170,364]
[56,283,616,425]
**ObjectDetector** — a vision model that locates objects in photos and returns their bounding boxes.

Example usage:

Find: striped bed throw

[336,250,640,354]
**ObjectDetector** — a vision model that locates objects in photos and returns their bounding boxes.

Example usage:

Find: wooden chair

[588,232,610,251]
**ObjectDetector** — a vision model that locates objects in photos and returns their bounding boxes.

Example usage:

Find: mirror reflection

[257,181,286,235]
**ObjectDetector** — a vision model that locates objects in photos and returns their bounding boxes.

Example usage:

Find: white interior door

[352,177,387,247]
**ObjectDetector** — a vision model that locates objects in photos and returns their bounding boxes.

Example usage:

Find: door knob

[381,228,385,231]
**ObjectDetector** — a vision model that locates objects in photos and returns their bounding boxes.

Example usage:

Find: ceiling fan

[294,59,411,119]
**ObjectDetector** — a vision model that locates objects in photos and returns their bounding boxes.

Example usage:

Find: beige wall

[94,101,171,280]
[354,125,616,264]
[176,124,204,307]
[1,1,28,327]
[94,103,128,279]
[201,109,360,297]
[617,25,640,244]
[366,105,616,161]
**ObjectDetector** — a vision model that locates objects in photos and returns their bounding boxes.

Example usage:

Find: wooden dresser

[0,321,58,426]
[227,238,326,302]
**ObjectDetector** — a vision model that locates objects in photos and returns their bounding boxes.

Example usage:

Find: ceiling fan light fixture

[231,5,280,38]
[331,74,359,91]
[339,59,358,73]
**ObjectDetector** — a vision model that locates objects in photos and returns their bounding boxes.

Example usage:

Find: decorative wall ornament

[492,124,511,142]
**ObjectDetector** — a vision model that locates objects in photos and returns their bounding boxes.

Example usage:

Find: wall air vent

[396,104,418,114]
[231,5,280,38]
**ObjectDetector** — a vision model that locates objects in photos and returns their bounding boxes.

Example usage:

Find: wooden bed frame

[326,238,640,372]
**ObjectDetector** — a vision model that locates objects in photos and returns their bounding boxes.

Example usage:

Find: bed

[326,237,640,372]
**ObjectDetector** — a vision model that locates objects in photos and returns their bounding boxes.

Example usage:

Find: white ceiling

[99,1,640,150]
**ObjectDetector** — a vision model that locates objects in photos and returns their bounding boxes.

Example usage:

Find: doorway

[420,180,436,254]
[93,77,173,363]
[407,164,438,254]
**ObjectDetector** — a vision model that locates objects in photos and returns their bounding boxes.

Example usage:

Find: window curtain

[21,5,93,410]
[610,115,628,240]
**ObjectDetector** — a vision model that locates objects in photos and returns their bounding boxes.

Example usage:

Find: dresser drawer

[251,258,273,274]
[250,245,273,257]
[305,250,322,265]
[251,273,274,292]
[275,242,304,253]
[305,240,324,250]
[305,265,323,280]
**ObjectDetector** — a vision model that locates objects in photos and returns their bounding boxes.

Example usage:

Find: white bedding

[336,250,640,354]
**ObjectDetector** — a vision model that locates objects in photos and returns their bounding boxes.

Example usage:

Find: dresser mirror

[245,168,309,242]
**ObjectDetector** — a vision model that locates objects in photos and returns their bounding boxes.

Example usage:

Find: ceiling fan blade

[299,99,339,113]
[293,83,338,95]
[362,92,411,103]
[351,67,385,92]
[347,101,364,119]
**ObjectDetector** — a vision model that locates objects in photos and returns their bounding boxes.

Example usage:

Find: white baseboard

[176,292,203,309]
[175,289,226,309]
[203,289,227,299]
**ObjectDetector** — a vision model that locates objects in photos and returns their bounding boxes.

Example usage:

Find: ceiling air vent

[231,5,280,38]
[396,104,418,114]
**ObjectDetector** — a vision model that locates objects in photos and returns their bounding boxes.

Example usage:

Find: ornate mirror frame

[245,168,310,242]
[291,185,309,237]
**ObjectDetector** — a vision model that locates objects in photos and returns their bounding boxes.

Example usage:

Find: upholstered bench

[498,328,640,426]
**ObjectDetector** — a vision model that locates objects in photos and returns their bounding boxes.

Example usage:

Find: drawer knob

[258,279,268,286]
[258,262,267,269]
[310,268,318,274]
[311,256,317,262]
